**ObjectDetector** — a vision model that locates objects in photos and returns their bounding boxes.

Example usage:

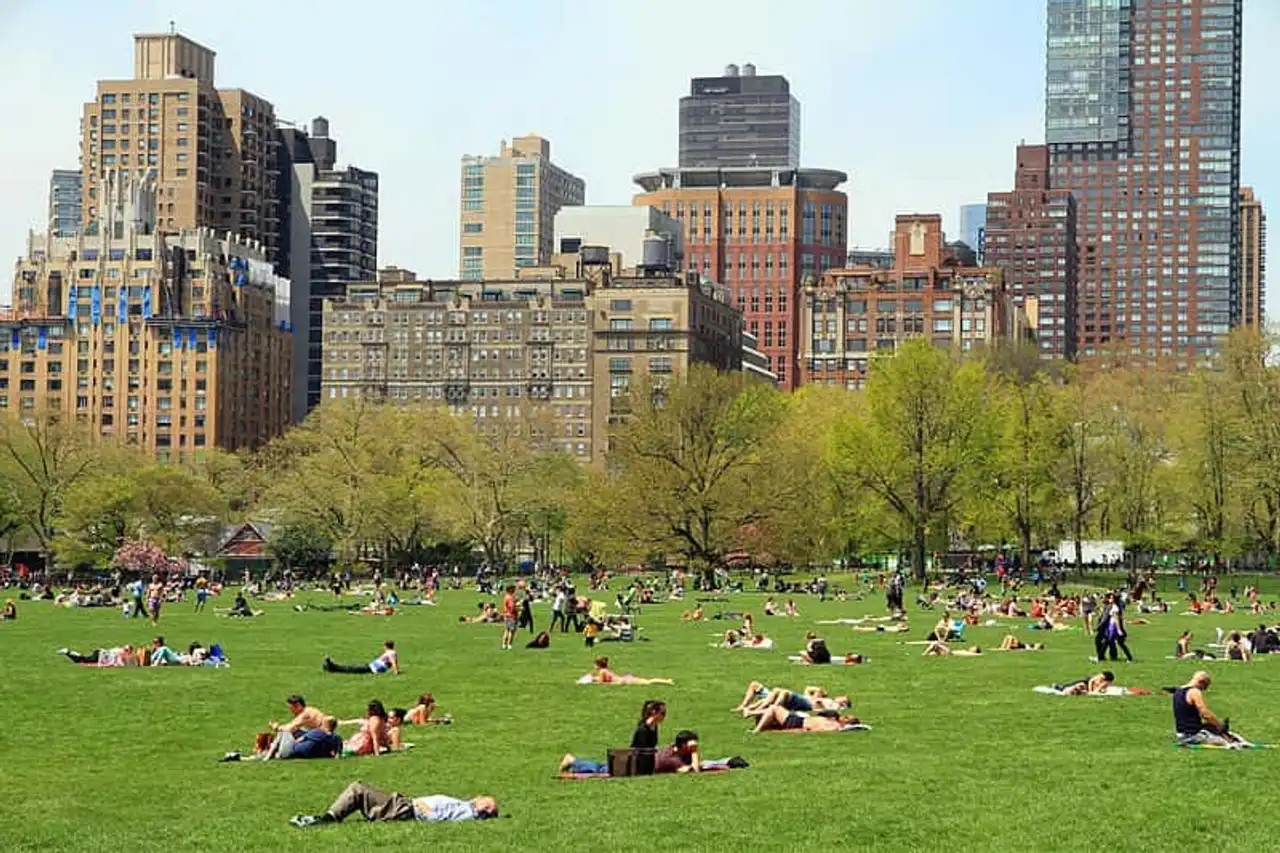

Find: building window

[462,222,483,233]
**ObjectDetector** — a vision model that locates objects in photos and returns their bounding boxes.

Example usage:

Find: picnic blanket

[558,766,736,780]
[1174,740,1272,750]
[771,723,872,733]
[787,655,866,665]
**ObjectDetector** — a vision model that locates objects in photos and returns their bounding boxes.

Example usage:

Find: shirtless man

[1173,671,1248,747]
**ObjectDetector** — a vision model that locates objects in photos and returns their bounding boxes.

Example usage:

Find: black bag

[607,748,654,777]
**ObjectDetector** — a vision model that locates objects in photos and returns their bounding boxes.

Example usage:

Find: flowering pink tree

[110,539,186,576]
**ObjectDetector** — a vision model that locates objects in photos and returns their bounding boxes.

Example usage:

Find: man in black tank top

[1173,671,1246,747]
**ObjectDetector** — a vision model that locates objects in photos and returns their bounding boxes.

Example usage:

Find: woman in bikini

[404,693,450,724]
[1175,631,1215,660]
[1224,631,1252,662]
[584,656,674,685]
[924,641,982,656]
[751,705,863,733]
[340,699,401,757]
[999,635,1043,651]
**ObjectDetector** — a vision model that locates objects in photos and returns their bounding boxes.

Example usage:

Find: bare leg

[753,706,787,733]
[732,681,766,711]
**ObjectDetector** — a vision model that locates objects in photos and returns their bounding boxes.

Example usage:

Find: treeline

[4,329,1280,577]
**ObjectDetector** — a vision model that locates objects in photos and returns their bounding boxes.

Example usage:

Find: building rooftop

[633,166,847,193]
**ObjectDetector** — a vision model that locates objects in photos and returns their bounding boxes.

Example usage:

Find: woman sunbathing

[459,602,500,624]
[751,706,863,733]
[338,699,402,757]
[58,644,138,666]
[404,693,451,724]
[680,605,705,621]
[1056,671,1114,695]
[581,656,673,685]
[924,641,982,656]
[998,635,1043,651]
[800,633,831,664]
[763,598,778,616]
[850,623,909,633]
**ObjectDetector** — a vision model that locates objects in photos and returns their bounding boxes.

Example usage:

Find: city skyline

[0,0,1276,314]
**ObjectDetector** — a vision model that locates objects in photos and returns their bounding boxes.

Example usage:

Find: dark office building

[679,64,800,169]
[985,144,1080,360]
[1045,0,1242,366]
[275,117,378,419]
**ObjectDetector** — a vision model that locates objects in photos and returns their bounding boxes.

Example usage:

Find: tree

[0,415,99,554]
[1173,370,1242,557]
[265,522,334,573]
[987,369,1068,569]
[111,538,186,575]
[607,366,788,578]
[1054,368,1108,574]
[1223,329,1280,559]
[836,340,993,579]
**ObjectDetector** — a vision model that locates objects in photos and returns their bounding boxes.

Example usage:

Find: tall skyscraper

[958,203,987,260]
[679,64,800,169]
[633,166,847,389]
[2,173,292,458]
[985,144,1079,360]
[1239,186,1265,328]
[80,33,281,264]
[1045,0,1242,366]
[276,117,378,418]
[459,135,584,280]
[48,170,83,237]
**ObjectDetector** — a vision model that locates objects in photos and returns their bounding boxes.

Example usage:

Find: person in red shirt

[501,586,518,650]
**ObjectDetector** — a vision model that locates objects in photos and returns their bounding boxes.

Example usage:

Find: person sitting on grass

[233,695,333,760]
[290,781,497,827]
[559,729,710,776]
[149,635,184,666]
[405,693,451,725]
[57,644,137,666]
[323,640,400,675]
[751,706,863,733]
[1225,631,1252,662]
[923,641,982,656]
[1172,670,1249,748]
[459,602,500,624]
[927,612,958,642]
[1175,631,1216,660]
[339,699,401,757]
[784,599,799,617]
[580,656,674,685]
[3,599,15,621]
[800,633,831,664]
[216,591,261,618]
[1055,671,1114,696]
[999,635,1044,651]
[763,597,778,616]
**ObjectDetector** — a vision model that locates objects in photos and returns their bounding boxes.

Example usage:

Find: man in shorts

[500,586,517,650]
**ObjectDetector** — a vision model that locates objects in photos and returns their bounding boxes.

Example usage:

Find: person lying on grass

[721,630,774,649]
[290,781,497,827]
[323,640,400,675]
[57,644,138,666]
[850,622,909,633]
[1172,670,1251,748]
[751,706,863,733]
[1175,631,1216,660]
[1055,671,1114,696]
[923,641,982,656]
[244,716,342,762]
[680,604,705,621]
[739,685,851,719]
[404,693,452,725]
[999,635,1044,651]
[560,730,728,775]
[225,695,334,761]
[580,656,674,685]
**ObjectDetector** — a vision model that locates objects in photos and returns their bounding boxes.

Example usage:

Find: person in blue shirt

[290,782,497,827]
[280,718,343,760]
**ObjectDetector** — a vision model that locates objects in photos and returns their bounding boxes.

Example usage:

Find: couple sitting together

[560,700,745,776]
[732,681,864,732]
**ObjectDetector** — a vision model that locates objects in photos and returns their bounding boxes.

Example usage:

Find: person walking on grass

[194,573,209,613]
[1103,592,1134,662]
[500,586,518,650]
[146,574,165,626]
[550,584,568,633]
[290,781,497,827]
[324,640,400,675]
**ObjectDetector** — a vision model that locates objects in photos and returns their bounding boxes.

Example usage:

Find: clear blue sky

[0,0,1275,312]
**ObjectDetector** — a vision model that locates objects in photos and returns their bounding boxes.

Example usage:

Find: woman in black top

[630,700,665,774]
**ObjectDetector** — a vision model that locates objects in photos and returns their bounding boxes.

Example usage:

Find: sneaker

[290,815,319,828]
[322,657,334,672]
[56,648,69,656]
[219,752,242,762]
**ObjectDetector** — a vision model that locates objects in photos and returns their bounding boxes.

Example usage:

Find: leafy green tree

[835,339,994,579]
[0,415,100,555]
[265,522,334,573]
[606,366,788,578]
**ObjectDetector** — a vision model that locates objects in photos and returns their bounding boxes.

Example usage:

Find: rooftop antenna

[169,20,176,34]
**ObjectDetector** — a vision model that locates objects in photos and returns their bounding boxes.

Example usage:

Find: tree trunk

[913,521,927,582]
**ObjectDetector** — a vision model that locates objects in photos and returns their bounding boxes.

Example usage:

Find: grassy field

[3,578,1279,852]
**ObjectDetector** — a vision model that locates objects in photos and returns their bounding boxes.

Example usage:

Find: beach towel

[1033,685,1139,697]
[557,766,734,780]
[788,655,866,665]
[772,723,872,733]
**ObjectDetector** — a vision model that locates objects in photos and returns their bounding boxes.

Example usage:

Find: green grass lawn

[3,579,1279,852]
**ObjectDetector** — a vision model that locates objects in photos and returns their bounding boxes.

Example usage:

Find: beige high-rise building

[459,135,584,280]
[80,32,280,264]
[1240,187,1266,328]
[323,246,740,463]
[2,174,292,459]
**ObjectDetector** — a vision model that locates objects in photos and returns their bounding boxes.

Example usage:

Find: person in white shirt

[323,640,400,675]
[550,586,568,633]
[290,782,497,827]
